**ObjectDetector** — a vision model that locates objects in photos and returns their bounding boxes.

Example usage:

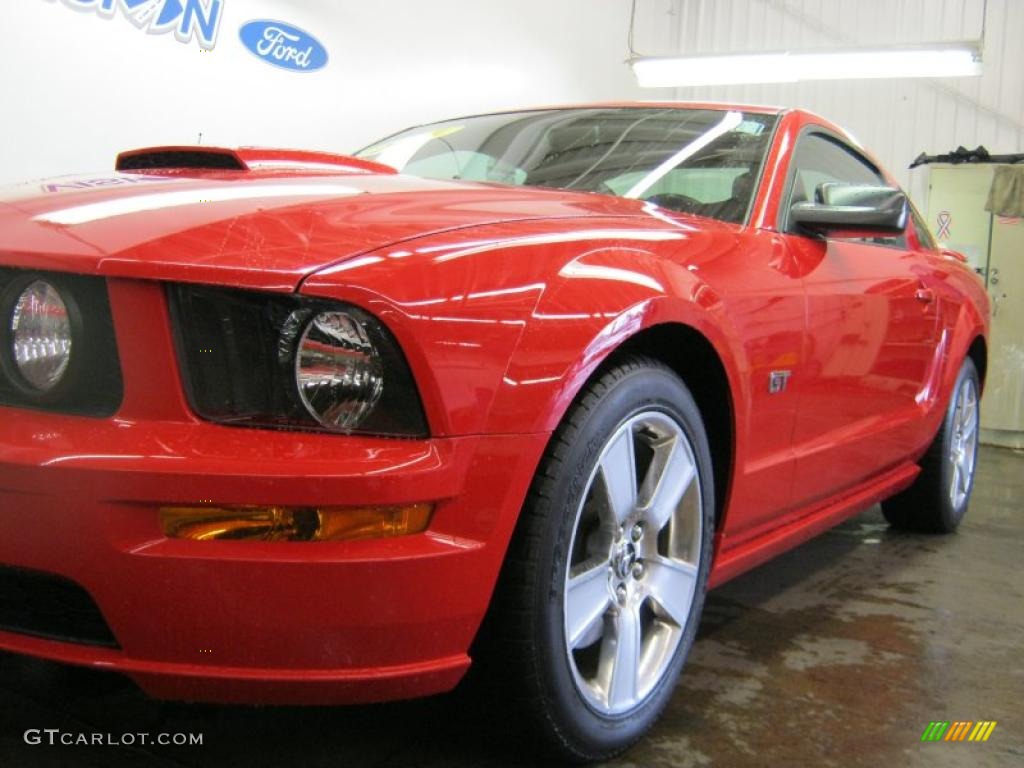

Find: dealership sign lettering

[239,20,328,72]
[44,0,223,50]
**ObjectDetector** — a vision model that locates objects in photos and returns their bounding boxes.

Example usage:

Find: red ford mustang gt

[0,103,988,760]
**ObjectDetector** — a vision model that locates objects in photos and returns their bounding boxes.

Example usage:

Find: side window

[785,132,906,247]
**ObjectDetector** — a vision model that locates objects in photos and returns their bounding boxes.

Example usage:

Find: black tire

[482,356,715,762]
[882,358,980,533]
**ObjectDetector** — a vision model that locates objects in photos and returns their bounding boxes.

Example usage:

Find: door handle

[915,288,935,304]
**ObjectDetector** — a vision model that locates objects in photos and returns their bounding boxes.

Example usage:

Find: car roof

[438,101,789,122]
[513,102,853,150]
[406,102,856,135]
[548,100,788,115]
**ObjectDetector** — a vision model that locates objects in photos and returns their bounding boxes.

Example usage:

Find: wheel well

[603,323,734,530]
[967,335,987,392]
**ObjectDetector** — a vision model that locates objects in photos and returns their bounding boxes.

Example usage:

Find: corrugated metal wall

[634,0,1024,200]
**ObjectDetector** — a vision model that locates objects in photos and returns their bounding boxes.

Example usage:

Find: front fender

[300,217,727,437]
[486,245,748,435]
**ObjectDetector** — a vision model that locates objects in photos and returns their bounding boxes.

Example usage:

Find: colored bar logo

[921,721,997,742]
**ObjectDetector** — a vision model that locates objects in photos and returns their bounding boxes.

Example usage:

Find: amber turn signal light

[159,503,433,542]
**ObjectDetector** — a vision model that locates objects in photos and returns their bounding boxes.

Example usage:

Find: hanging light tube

[631,42,982,88]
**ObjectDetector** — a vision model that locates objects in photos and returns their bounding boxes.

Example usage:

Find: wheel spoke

[600,428,637,525]
[958,451,973,493]
[645,556,698,627]
[961,399,978,439]
[644,437,696,532]
[962,417,977,442]
[565,561,611,649]
[950,463,962,503]
[602,604,641,711]
[958,444,974,475]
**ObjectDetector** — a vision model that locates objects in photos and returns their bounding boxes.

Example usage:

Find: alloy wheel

[948,376,979,509]
[563,411,703,715]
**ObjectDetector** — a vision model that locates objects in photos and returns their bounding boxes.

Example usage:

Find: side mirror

[790,183,908,237]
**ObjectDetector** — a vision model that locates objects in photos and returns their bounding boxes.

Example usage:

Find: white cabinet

[926,164,1024,448]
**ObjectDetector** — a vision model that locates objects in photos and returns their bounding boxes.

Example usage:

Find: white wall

[634,0,1024,202]
[6,0,1019,202]
[0,1,656,184]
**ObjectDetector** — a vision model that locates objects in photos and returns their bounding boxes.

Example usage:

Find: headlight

[0,269,123,416]
[10,280,73,392]
[295,310,384,429]
[169,285,427,437]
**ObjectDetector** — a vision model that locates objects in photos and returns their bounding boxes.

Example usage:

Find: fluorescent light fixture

[632,42,981,87]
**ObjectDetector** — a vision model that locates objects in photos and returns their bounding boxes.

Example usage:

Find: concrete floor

[1,445,1021,767]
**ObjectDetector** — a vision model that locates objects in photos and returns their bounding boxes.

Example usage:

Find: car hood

[0,168,657,292]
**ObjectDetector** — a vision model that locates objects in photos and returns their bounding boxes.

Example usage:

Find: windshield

[356,107,778,225]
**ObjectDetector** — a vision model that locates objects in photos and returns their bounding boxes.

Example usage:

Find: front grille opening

[0,565,119,648]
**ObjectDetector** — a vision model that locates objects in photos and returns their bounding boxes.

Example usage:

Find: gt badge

[769,370,791,394]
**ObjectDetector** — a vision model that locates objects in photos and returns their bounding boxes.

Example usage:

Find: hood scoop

[115,146,397,175]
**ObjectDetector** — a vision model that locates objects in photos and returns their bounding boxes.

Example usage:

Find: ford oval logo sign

[239,20,328,72]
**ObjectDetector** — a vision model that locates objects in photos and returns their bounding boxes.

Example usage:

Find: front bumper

[0,405,548,704]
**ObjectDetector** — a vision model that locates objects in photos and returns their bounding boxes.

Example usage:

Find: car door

[644,166,805,540]
[781,131,941,506]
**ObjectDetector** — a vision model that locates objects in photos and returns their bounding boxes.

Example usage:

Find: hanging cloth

[985,165,1024,217]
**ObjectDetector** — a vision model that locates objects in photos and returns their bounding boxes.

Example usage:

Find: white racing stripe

[33,183,363,225]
